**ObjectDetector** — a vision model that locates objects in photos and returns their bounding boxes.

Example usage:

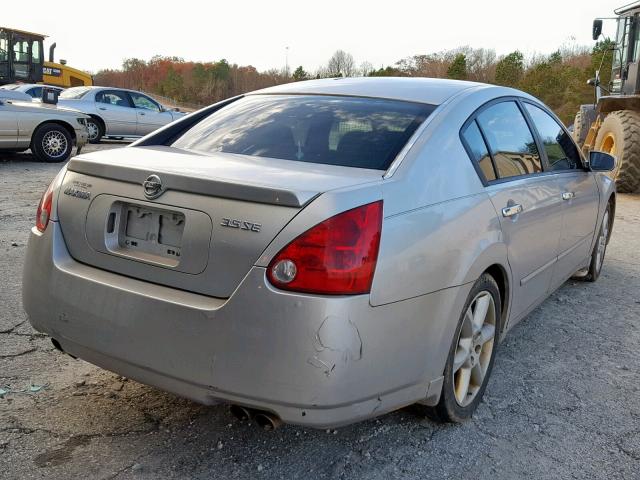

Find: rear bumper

[23,222,468,427]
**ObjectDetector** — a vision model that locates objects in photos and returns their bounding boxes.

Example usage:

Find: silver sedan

[58,86,186,143]
[0,97,89,162]
[22,78,616,428]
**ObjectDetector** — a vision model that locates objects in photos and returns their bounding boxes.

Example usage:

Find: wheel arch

[87,114,105,131]
[607,192,616,243]
[461,242,512,338]
[32,120,77,145]
[484,263,509,334]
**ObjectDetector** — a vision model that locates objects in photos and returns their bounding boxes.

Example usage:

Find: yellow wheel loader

[0,27,92,89]
[575,2,640,192]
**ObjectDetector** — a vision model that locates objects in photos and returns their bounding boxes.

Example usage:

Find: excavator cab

[0,27,44,85]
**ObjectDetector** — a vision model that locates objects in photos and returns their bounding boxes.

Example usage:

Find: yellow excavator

[0,27,92,88]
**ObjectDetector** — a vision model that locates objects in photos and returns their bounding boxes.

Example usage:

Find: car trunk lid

[57,145,382,298]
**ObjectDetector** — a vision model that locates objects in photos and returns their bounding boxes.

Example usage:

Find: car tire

[31,124,73,163]
[425,273,502,423]
[579,204,612,283]
[86,117,104,144]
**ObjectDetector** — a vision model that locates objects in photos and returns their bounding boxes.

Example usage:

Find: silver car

[22,78,616,428]
[0,97,89,162]
[58,86,186,143]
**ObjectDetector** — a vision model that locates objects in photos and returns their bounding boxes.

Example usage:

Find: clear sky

[4,0,625,73]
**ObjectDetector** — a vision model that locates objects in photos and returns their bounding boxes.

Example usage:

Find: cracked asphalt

[1,144,639,479]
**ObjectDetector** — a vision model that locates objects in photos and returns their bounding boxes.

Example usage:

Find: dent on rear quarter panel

[370,194,501,306]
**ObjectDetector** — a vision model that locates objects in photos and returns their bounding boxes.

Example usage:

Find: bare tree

[394,47,497,82]
[326,50,356,77]
[398,54,451,78]
[359,61,374,77]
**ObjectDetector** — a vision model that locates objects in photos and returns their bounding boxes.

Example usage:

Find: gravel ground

[1,145,639,479]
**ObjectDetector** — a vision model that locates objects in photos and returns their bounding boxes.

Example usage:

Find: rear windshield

[171,95,435,170]
[60,87,91,99]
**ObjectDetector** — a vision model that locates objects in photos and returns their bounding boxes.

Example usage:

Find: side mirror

[593,19,603,40]
[589,150,616,171]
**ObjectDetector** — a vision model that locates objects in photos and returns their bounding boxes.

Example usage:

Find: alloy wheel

[452,291,496,407]
[41,130,68,159]
[87,121,99,141]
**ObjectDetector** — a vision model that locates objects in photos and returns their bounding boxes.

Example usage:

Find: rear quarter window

[171,95,435,170]
[461,120,496,181]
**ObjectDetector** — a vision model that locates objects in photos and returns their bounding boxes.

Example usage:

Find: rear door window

[172,95,435,170]
[524,103,582,171]
[476,101,542,179]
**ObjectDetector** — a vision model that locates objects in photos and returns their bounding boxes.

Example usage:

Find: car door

[94,90,137,136]
[0,101,18,148]
[523,102,600,289]
[129,92,172,136]
[472,100,564,324]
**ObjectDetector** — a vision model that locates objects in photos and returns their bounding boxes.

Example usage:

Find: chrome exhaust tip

[229,404,253,421]
[254,412,283,431]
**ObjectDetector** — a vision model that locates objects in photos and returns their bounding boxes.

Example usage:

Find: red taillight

[36,182,55,232]
[267,201,383,295]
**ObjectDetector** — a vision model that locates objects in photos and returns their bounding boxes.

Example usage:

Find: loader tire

[595,110,640,193]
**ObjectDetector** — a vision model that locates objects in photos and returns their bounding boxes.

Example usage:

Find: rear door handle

[98,107,106,110]
[502,204,523,217]
[139,112,145,116]
[562,191,575,200]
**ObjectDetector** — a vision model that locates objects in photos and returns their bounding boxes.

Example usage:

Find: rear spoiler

[66,157,318,208]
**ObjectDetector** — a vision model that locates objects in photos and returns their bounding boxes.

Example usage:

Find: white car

[58,86,187,143]
[0,88,31,102]
[0,83,64,99]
